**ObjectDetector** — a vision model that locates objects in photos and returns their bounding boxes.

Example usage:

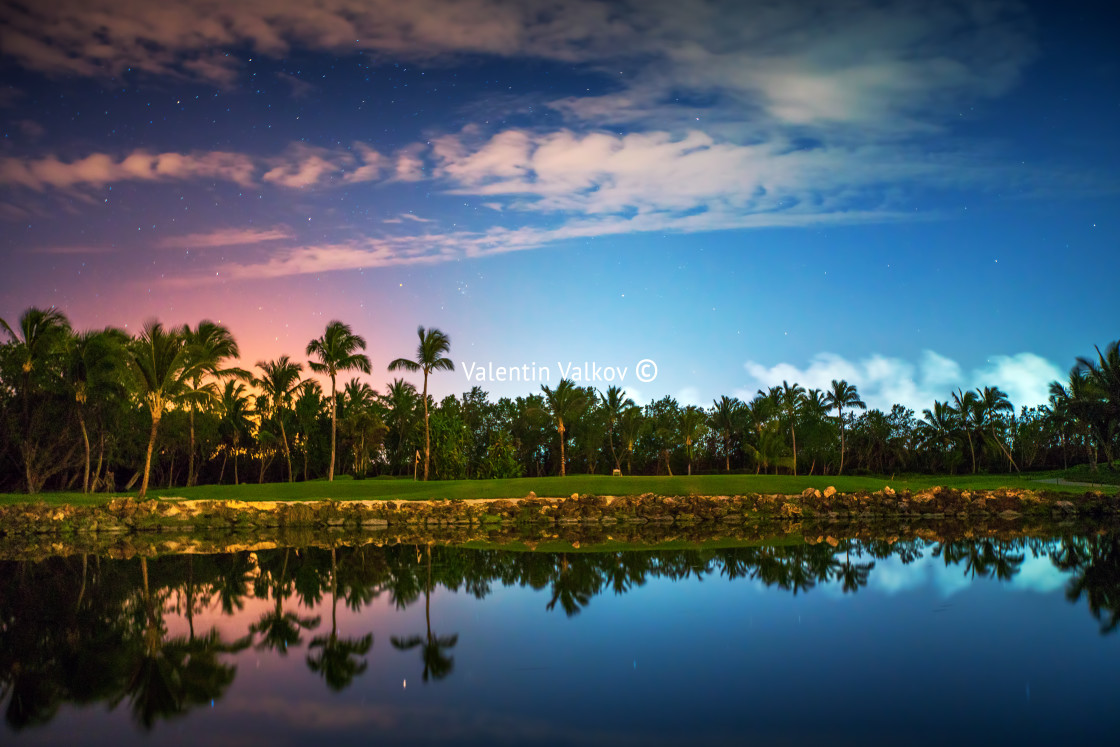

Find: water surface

[3,532,1119,745]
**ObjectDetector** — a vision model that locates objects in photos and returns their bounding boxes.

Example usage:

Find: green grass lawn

[2,469,1113,506]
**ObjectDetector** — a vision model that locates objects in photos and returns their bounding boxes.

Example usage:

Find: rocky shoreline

[1,486,1117,538]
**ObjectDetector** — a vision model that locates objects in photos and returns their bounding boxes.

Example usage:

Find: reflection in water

[1,532,1120,735]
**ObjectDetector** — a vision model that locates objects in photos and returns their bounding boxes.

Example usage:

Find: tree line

[1,306,1117,494]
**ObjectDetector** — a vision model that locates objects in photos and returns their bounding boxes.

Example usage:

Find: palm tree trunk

[329,374,337,481]
[139,410,161,498]
[422,373,431,481]
[558,425,566,477]
[79,411,91,494]
[188,405,196,487]
[280,419,293,482]
[991,425,1020,474]
[791,424,798,476]
[92,431,105,492]
[219,450,227,484]
[837,408,846,476]
[966,431,976,474]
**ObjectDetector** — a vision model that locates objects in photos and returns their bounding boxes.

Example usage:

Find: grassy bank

[2,469,1113,506]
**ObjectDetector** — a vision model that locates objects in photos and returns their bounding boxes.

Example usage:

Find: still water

[2,532,1119,745]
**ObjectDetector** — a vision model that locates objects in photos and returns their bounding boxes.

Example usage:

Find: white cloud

[736,350,1062,412]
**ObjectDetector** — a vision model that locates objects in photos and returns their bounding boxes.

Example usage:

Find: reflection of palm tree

[546,553,596,616]
[391,546,458,682]
[118,557,245,730]
[307,548,373,691]
[1054,534,1120,634]
[251,549,321,654]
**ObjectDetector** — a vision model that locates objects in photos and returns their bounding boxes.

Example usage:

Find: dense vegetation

[1,306,1117,494]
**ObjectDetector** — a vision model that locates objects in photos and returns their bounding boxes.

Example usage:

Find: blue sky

[1,0,1117,412]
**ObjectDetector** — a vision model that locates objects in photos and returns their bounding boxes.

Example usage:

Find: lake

[2,529,1119,745]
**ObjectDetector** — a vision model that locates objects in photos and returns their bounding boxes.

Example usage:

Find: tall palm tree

[1050,371,1098,470]
[0,306,71,418]
[306,321,371,481]
[619,405,643,475]
[1076,340,1120,468]
[824,380,865,476]
[383,378,419,476]
[599,386,636,474]
[388,326,453,481]
[920,400,957,473]
[128,321,195,498]
[950,388,981,474]
[254,356,303,482]
[679,405,706,476]
[709,396,743,473]
[182,321,242,487]
[539,379,587,477]
[293,380,325,481]
[217,380,254,485]
[976,385,1019,474]
[776,381,805,476]
[64,328,127,493]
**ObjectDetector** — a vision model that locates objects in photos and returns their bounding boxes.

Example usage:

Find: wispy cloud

[0,150,256,190]
[735,350,1063,412]
[158,227,295,249]
[1,1,1034,135]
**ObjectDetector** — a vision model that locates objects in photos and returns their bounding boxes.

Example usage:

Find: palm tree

[710,396,744,472]
[920,400,957,473]
[950,388,981,474]
[253,356,303,482]
[976,385,1019,474]
[292,381,325,481]
[388,326,454,481]
[619,405,643,475]
[824,380,865,476]
[599,386,636,474]
[679,405,706,476]
[0,306,71,395]
[128,321,196,498]
[1076,340,1120,468]
[383,378,419,475]
[539,379,587,477]
[306,321,371,481]
[64,328,127,493]
[775,381,805,475]
[217,380,254,485]
[1050,371,1098,470]
[182,321,242,487]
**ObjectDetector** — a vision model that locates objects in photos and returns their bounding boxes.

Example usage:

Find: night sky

[2,0,1117,412]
